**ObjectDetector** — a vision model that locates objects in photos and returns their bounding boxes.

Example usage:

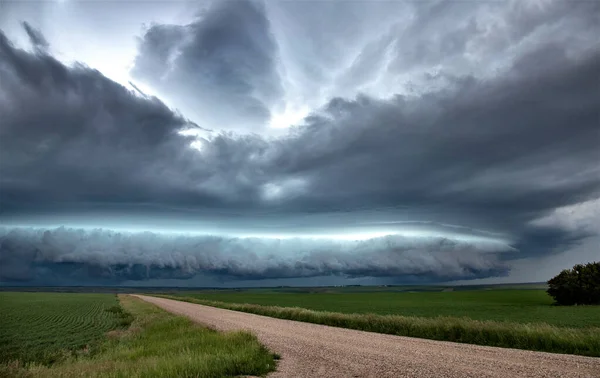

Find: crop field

[159,285,600,356]
[1,293,276,377]
[18,295,276,378]
[165,287,600,328]
[0,292,131,365]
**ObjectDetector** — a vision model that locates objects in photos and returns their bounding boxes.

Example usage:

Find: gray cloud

[21,21,48,50]
[257,0,600,110]
[2,27,599,220]
[0,227,511,285]
[0,27,238,210]
[1,1,599,285]
[131,0,282,132]
[383,0,599,74]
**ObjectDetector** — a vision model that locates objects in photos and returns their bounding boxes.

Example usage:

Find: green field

[0,293,276,377]
[0,292,131,365]
[20,296,276,378]
[166,288,600,328]
[159,286,600,356]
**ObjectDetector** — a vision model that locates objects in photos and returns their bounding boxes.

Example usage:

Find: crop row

[0,292,130,365]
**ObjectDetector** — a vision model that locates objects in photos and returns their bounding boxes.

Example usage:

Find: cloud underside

[0,0,599,284]
[0,227,511,285]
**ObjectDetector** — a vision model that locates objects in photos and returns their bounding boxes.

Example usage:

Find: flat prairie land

[0,293,276,377]
[0,292,130,365]
[159,286,600,356]
[165,287,600,328]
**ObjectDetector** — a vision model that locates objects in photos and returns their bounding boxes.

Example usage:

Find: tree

[547,261,600,305]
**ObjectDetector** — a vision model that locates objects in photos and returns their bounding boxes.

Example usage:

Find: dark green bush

[547,261,600,305]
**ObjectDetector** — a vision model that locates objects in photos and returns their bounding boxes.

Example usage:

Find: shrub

[547,261,600,305]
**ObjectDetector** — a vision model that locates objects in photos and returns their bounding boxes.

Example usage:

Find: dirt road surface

[133,295,599,378]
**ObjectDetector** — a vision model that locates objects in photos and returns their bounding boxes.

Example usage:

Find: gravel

[133,295,600,378]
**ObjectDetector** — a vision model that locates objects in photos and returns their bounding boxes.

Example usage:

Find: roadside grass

[156,294,600,357]
[164,289,600,328]
[0,292,132,366]
[1,294,277,378]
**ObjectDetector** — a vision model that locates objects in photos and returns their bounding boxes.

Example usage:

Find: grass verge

[164,289,600,328]
[2,295,277,378]
[155,294,600,357]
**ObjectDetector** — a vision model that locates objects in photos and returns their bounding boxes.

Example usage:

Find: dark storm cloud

[1,5,599,285]
[131,0,282,131]
[297,46,599,209]
[0,227,511,285]
[2,25,599,229]
[258,44,600,242]
[0,27,255,210]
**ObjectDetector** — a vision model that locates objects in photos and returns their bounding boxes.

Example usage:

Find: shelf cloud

[0,0,598,285]
[0,227,512,285]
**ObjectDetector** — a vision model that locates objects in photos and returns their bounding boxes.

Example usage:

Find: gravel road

[133,295,599,378]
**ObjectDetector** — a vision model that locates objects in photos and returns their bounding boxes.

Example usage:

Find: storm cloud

[0,227,511,285]
[131,0,283,132]
[0,1,599,285]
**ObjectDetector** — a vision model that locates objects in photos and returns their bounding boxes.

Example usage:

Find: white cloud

[530,198,600,233]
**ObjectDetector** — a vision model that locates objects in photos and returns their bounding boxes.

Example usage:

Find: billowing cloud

[0,1,599,285]
[0,227,512,285]
[131,0,282,132]
[0,25,251,210]
[530,198,600,234]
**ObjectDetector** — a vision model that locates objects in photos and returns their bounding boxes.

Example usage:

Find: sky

[0,0,598,287]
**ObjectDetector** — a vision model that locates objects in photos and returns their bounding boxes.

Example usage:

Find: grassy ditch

[155,294,600,357]
[1,294,277,378]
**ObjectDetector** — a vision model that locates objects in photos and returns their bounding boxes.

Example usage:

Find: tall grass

[2,295,277,378]
[166,289,600,328]
[156,294,600,357]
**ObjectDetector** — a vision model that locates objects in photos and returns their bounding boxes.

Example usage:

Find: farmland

[164,286,600,328]
[158,285,600,356]
[0,292,131,365]
[0,293,277,377]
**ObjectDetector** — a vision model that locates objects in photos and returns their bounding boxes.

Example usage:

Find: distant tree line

[547,261,600,305]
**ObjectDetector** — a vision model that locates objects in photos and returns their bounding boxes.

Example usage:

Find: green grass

[156,289,600,357]
[2,295,277,377]
[166,289,600,328]
[0,292,132,365]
